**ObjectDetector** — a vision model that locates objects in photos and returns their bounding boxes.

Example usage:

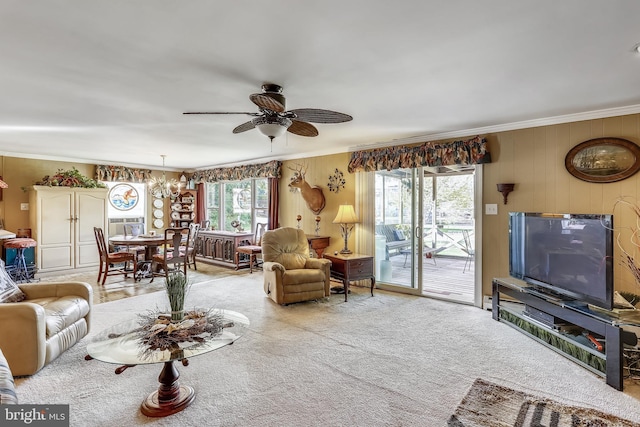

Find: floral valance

[192,160,281,183]
[347,135,491,173]
[95,165,153,183]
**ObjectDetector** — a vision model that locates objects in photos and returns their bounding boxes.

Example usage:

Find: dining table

[109,234,169,261]
[109,234,171,281]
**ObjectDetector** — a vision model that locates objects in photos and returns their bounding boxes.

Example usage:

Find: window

[205,178,268,232]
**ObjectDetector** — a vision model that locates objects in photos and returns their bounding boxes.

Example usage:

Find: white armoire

[29,185,108,273]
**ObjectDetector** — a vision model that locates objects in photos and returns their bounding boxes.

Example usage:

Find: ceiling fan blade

[250,93,285,113]
[183,112,258,116]
[288,108,352,124]
[288,120,318,137]
[232,121,256,134]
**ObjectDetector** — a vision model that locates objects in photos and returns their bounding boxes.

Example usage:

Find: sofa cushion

[393,229,406,241]
[28,296,91,338]
[0,348,17,404]
[0,261,25,303]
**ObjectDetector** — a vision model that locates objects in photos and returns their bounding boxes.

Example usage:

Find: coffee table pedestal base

[141,361,195,417]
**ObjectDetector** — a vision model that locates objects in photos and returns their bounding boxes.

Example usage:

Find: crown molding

[348,104,640,152]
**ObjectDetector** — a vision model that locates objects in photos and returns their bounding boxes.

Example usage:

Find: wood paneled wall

[482,113,640,297]
[279,153,355,256]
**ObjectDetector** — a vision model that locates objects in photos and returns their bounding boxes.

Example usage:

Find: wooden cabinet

[196,230,254,267]
[170,190,196,228]
[324,253,375,302]
[29,186,108,273]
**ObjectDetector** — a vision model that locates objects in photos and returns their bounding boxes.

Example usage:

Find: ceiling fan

[183,83,353,141]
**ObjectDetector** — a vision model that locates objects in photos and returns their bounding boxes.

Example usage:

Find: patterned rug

[448,378,636,426]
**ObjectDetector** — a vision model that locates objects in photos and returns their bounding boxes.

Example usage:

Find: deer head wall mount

[288,163,326,215]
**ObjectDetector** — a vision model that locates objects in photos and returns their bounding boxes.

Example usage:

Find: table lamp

[333,204,359,254]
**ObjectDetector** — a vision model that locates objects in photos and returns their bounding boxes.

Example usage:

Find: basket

[623,347,640,379]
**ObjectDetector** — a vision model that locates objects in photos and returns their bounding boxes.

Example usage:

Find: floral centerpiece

[135,271,229,357]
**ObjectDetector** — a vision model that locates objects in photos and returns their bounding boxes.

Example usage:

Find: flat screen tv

[509,212,614,310]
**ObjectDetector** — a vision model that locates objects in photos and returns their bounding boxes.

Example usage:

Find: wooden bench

[376,224,411,258]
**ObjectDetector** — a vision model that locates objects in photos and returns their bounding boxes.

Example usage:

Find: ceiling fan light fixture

[252,116,292,140]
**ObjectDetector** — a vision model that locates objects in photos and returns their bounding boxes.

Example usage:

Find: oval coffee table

[86,309,249,417]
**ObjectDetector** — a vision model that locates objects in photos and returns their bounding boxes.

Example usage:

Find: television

[509,212,614,310]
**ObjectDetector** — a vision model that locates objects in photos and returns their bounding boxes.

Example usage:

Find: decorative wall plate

[153,209,164,219]
[153,219,164,229]
[171,203,181,210]
[171,211,181,220]
[153,199,164,209]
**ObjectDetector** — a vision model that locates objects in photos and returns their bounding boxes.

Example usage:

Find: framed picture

[108,183,139,210]
[565,137,640,183]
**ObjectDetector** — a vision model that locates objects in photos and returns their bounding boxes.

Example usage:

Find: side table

[324,253,375,302]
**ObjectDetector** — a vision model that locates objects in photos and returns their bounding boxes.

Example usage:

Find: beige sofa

[0,281,92,376]
[262,227,332,305]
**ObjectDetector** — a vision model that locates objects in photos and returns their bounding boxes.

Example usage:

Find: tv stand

[492,277,625,390]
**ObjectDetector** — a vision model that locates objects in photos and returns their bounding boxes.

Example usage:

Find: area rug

[449,378,637,426]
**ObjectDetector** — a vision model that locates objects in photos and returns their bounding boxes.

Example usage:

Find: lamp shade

[333,204,359,224]
[253,116,292,140]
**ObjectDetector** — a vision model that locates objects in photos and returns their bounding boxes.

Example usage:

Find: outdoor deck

[384,253,475,304]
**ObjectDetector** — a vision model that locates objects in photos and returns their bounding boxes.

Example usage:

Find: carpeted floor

[15,273,640,426]
[38,261,245,304]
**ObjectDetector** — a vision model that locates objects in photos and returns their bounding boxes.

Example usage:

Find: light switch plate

[485,204,498,215]
[20,203,29,211]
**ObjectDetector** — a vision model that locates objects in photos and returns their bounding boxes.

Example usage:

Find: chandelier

[148,155,181,199]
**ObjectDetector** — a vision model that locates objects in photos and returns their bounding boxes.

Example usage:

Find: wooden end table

[324,253,375,302]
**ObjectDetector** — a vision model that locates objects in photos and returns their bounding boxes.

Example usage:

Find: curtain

[268,177,279,230]
[196,183,206,226]
[192,160,281,182]
[347,135,490,173]
[95,165,152,183]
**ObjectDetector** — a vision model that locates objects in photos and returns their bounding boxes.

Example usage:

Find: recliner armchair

[261,227,332,305]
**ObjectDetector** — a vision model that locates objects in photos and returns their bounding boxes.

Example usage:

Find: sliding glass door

[374,166,476,304]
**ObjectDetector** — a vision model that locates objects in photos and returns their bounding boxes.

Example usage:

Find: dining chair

[235,222,267,273]
[186,223,200,270]
[461,229,475,273]
[93,227,137,286]
[151,227,191,280]
[123,222,146,261]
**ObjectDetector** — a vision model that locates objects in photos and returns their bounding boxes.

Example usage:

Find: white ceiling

[2,1,640,171]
